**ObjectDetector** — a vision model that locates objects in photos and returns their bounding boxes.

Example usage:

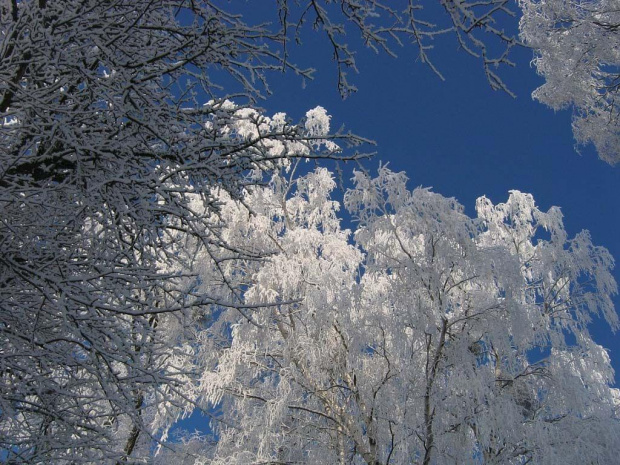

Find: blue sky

[249,10,620,376]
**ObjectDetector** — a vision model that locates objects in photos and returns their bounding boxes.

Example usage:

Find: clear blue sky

[249,9,620,377]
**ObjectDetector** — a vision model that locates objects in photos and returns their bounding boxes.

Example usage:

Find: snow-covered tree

[1,1,617,463]
[0,0,528,461]
[0,0,361,458]
[519,0,620,163]
[188,166,620,464]
[0,96,348,462]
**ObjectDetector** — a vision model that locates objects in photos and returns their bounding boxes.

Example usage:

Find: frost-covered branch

[187,166,619,464]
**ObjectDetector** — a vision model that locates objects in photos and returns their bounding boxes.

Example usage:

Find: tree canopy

[169,166,620,464]
[1,1,618,464]
[519,0,620,164]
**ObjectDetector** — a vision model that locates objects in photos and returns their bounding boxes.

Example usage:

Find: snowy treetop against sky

[162,166,620,464]
[1,0,619,463]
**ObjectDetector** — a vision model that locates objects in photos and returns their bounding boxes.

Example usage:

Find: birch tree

[190,166,620,465]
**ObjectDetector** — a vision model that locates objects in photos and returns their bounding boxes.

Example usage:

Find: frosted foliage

[185,166,619,465]
[1,0,618,462]
[0,0,356,458]
[305,106,332,137]
[519,0,620,163]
